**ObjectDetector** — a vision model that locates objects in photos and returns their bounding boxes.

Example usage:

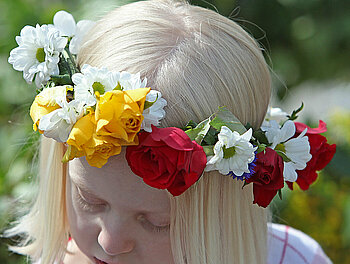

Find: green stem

[62,47,79,75]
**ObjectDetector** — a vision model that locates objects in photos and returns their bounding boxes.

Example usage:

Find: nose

[97,217,135,256]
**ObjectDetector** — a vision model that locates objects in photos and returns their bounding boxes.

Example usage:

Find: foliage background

[0,0,349,263]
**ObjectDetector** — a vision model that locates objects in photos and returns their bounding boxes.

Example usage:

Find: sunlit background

[0,0,349,263]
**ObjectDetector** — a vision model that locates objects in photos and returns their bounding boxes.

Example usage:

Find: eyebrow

[70,176,104,200]
[69,175,170,214]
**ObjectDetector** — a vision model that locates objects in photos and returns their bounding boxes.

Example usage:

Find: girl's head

[9,1,271,263]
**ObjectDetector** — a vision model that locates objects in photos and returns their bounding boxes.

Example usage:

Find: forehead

[68,149,170,213]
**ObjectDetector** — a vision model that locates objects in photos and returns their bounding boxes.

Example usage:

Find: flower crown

[9,11,336,207]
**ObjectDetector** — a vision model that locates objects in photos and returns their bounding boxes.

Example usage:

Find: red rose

[287,121,336,190]
[246,148,284,208]
[126,125,207,196]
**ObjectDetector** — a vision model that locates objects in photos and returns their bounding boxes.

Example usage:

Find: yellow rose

[30,86,67,131]
[67,111,123,168]
[62,145,84,164]
[95,88,150,144]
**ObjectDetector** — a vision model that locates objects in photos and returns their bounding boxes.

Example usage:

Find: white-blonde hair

[6,0,271,263]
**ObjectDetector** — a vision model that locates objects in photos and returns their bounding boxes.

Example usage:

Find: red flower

[126,126,207,196]
[246,148,284,208]
[287,120,336,190]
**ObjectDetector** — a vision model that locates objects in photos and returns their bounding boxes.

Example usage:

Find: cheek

[66,181,99,255]
[134,229,173,264]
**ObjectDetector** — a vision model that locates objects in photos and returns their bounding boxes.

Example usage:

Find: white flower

[8,24,67,87]
[262,120,312,182]
[205,127,257,176]
[53,10,95,55]
[263,120,295,149]
[72,64,120,106]
[266,107,288,122]
[282,130,312,181]
[38,99,85,142]
[261,107,288,129]
[141,90,167,132]
[119,71,148,91]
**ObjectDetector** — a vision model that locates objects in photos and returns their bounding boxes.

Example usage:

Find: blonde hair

[6,0,271,263]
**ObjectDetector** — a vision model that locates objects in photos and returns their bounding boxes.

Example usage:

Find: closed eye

[74,185,106,212]
[137,214,170,233]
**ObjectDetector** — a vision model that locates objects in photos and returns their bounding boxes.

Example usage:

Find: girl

[6,0,334,263]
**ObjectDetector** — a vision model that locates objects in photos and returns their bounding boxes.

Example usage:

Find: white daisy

[119,71,148,91]
[263,120,295,149]
[53,10,95,55]
[261,107,288,130]
[205,127,257,176]
[141,90,167,132]
[38,99,85,142]
[8,24,67,87]
[72,64,120,106]
[262,120,312,182]
[282,130,312,181]
[266,107,288,122]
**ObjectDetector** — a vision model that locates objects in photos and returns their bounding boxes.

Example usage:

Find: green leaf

[202,145,214,156]
[184,120,198,130]
[253,129,270,145]
[245,122,253,130]
[57,47,79,78]
[203,127,218,145]
[50,74,73,85]
[256,144,267,154]
[113,82,122,91]
[62,145,72,163]
[185,118,210,142]
[144,93,159,110]
[287,102,304,121]
[194,120,211,144]
[210,107,246,134]
[62,47,79,75]
[275,150,291,162]
[58,54,70,76]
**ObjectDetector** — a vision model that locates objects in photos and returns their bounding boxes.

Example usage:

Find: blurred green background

[0,0,349,263]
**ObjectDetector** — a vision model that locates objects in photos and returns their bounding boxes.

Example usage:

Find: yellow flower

[30,86,67,131]
[66,111,123,168]
[95,88,150,144]
[62,145,84,164]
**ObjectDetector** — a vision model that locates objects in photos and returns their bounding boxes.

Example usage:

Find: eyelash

[76,194,95,211]
[138,215,170,234]
[74,186,170,233]
[74,187,104,213]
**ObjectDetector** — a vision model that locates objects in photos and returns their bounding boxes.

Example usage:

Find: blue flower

[227,154,257,181]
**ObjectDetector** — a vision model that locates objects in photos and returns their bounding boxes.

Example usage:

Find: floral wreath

[8,11,336,207]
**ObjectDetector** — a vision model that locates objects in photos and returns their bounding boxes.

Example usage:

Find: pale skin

[65,148,174,264]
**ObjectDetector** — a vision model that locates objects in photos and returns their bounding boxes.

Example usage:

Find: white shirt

[268,223,332,264]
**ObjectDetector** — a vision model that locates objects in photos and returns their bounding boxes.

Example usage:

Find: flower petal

[283,162,298,182]
[53,10,76,37]
[69,20,95,54]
